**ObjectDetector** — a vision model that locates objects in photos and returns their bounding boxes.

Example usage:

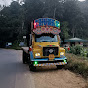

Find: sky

[78,0,86,1]
[0,0,86,6]
[0,0,17,6]
[0,0,12,6]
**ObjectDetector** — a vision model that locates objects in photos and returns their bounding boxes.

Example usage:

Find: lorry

[22,18,67,71]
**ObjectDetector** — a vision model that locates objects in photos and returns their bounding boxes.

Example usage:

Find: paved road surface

[0,49,87,88]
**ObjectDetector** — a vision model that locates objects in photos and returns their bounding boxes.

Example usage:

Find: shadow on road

[30,65,66,73]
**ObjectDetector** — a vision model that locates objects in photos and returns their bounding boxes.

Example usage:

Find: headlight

[35,53,40,56]
[60,52,64,56]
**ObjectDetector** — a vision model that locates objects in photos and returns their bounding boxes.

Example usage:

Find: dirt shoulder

[31,66,87,88]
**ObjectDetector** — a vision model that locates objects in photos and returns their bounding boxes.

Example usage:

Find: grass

[6,46,22,50]
[65,53,88,79]
[10,46,22,50]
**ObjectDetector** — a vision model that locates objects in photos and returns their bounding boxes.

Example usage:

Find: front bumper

[34,62,67,66]
[31,56,67,66]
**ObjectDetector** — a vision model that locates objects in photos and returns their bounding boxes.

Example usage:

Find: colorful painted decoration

[33,27,61,35]
[33,18,60,29]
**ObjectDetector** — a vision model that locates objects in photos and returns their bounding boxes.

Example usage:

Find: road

[0,49,87,88]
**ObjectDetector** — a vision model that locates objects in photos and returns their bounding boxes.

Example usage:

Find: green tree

[61,21,69,39]
[0,1,25,47]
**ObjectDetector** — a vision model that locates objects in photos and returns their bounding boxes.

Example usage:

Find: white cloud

[78,0,85,2]
[0,0,18,6]
[0,0,12,6]
[0,0,23,6]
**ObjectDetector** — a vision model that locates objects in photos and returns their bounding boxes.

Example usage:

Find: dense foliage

[66,45,88,57]
[0,0,88,47]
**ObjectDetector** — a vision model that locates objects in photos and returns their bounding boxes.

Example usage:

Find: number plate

[49,54,55,61]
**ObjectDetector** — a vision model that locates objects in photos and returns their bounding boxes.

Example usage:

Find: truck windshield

[35,34,58,42]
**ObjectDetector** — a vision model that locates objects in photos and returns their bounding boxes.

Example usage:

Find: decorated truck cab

[22,18,67,71]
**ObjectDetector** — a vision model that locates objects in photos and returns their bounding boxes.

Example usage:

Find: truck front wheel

[29,64,36,71]
[23,51,26,64]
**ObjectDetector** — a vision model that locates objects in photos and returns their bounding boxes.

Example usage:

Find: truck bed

[22,47,29,54]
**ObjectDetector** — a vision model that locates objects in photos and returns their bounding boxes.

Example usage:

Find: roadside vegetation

[66,45,88,57]
[65,46,88,80]
[9,45,22,50]
[66,53,88,79]
[5,41,25,50]
[6,44,21,50]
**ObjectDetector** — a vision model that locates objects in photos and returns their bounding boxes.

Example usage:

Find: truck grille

[43,47,58,56]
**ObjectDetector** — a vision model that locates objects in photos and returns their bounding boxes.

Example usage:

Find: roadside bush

[69,46,76,54]
[75,45,83,55]
[6,41,22,50]
[66,45,88,58]
[81,49,88,57]
[65,48,69,53]
[66,53,88,79]
[87,53,88,57]
[68,62,88,78]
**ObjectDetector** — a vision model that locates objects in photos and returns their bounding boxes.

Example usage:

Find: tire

[29,64,36,71]
[27,53,30,64]
[22,51,26,64]
[56,65,64,69]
